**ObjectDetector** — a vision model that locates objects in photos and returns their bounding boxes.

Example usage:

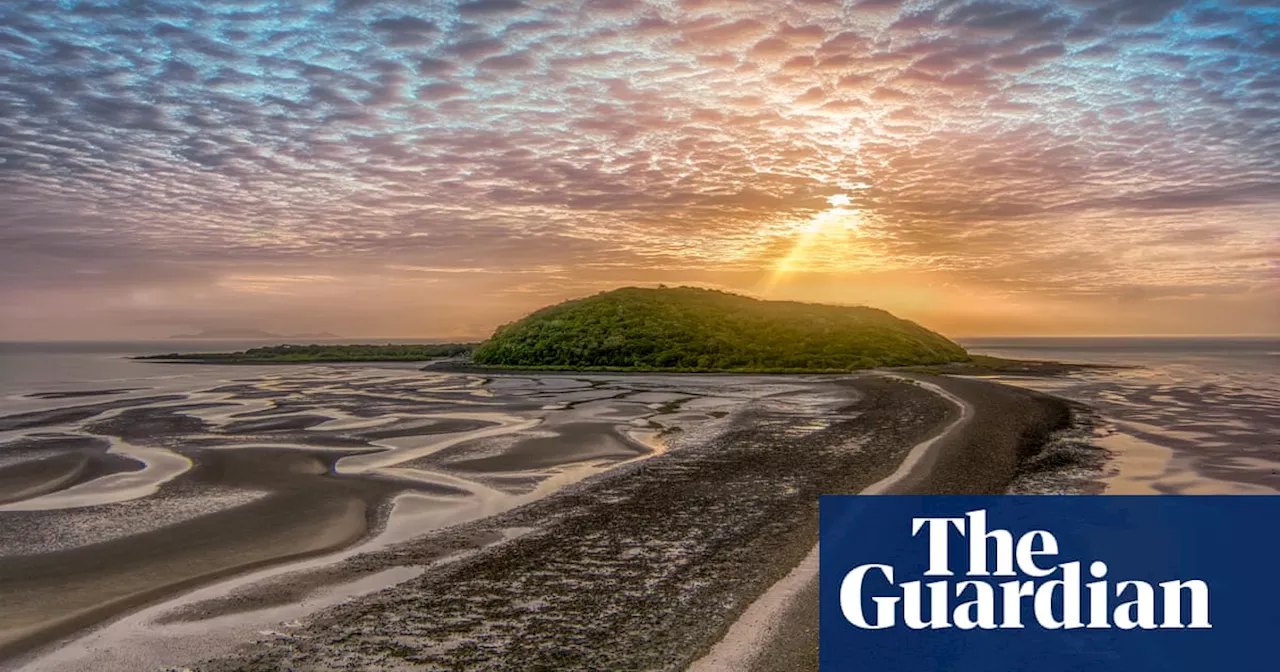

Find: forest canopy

[470,286,968,372]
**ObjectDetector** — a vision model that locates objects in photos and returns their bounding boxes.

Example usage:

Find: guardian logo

[819,496,1279,672]
[840,510,1210,631]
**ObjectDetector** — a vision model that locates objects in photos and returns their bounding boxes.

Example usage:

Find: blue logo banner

[819,496,1280,671]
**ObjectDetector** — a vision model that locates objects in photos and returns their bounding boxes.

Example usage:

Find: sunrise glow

[0,0,1276,338]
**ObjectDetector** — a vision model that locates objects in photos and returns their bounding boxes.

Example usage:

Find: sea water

[961,337,1280,495]
[3,338,1278,494]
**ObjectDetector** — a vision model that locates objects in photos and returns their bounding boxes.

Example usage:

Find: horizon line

[3,333,1279,344]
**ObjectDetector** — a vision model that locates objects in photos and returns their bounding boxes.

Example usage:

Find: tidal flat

[0,365,1090,671]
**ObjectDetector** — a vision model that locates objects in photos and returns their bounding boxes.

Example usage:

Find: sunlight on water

[964,337,1280,494]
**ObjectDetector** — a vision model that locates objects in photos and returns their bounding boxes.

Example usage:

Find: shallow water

[0,346,743,542]
[962,337,1280,495]
[0,342,859,670]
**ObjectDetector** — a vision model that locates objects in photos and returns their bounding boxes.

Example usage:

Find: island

[136,342,476,363]
[141,287,968,370]
[20,286,1118,671]
[470,286,969,371]
[139,287,1109,376]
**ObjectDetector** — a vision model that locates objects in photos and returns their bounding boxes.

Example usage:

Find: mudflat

[736,374,1091,672]
[192,375,1086,671]
[0,367,1096,671]
[0,368,841,667]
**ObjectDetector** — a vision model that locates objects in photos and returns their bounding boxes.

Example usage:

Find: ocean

[2,337,1277,494]
[960,337,1280,494]
[0,340,431,414]
[0,337,1275,670]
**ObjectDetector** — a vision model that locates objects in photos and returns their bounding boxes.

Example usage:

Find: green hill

[470,287,968,372]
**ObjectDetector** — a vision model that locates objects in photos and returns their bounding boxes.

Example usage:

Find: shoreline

[0,498,368,663]
[1,370,1088,671]
[689,375,977,671]
[187,373,1078,670]
[132,348,1127,378]
[704,373,1084,671]
[125,358,448,366]
[0,445,401,660]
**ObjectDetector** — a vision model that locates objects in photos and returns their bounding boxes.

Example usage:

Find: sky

[1,0,1278,340]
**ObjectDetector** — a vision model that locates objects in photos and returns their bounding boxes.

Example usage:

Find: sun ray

[764,195,865,291]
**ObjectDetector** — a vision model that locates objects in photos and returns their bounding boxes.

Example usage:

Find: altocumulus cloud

[0,0,1277,337]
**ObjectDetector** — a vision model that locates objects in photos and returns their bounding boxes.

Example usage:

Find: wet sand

[0,453,131,506]
[0,494,367,661]
[23,389,144,400]
[0,367,1088,671]
[181,374,1078,671]
[977,362,1280,495]
[0,436,144,507]
[0,368,819,668]
[708,374,1080,672]
[0,443,441,659]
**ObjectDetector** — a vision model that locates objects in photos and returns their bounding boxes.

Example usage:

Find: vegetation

[469,286,969,372]
[902,354,1127,377]
[139,288,977,372]
[137,343,476,363]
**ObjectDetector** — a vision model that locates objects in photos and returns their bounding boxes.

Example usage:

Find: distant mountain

[168,329,340,340]
[470,286,969,372]
[169,328,283,340]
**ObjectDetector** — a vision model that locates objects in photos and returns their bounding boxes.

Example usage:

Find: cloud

[0,0,1277,338]
[370,16,439,47]
[458,0,527,16]
[477,51,535,72]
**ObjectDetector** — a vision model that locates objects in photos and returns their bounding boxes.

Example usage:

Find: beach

[0,338,1273,670]
[962,337,1280,495]
[0,345,1084,671]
